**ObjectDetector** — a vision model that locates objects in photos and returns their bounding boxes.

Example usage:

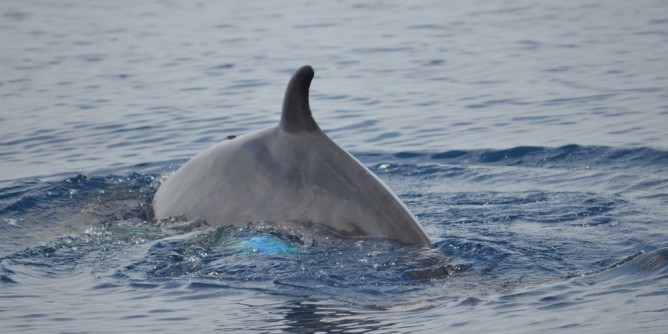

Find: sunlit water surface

[1,1,667,333]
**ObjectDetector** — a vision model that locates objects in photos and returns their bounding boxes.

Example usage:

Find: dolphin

[153,65,430,246]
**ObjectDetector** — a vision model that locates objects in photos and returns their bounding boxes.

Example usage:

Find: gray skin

[153,65,430,246]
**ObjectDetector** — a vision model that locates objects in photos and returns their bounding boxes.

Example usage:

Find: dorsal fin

[280,65,319,132]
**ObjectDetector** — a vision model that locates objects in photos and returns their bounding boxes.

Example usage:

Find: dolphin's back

[153,66,430,246]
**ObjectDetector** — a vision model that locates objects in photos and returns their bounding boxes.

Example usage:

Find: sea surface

[1,0,668,333]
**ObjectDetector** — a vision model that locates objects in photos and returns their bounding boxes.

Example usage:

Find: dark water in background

[1,0,668,333]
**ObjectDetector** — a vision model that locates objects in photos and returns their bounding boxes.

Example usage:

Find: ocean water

[1,0,668,333]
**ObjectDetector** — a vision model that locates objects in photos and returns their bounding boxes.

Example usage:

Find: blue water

[1,0,668,332]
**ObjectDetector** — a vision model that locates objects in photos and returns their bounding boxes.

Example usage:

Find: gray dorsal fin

[280,65,319,132]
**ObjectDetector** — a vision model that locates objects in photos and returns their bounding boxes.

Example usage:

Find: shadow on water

[271,299,388,333]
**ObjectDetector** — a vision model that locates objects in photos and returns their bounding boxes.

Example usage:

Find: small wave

[593,248,668,278]
[357,145,668,170]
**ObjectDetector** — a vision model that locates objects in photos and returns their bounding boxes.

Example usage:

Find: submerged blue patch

[236,235,300,255]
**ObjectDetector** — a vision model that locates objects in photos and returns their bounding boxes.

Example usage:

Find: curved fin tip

[280,65,319,132]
